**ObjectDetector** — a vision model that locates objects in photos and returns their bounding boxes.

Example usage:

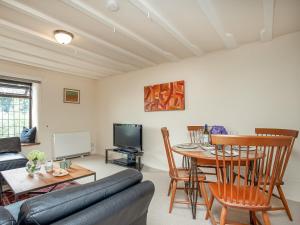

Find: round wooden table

[172,145,261,220]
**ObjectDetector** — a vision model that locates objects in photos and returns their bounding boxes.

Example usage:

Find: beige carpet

[73,155,300,225]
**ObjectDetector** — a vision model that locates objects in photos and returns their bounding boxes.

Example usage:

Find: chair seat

[173,168,206,181]
[208,183,270,211]
[259,176,284,186]
[234,171,284,186]
[0,152,28,172]
[197,158,218,167]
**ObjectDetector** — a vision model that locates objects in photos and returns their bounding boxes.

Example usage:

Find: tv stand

[105,148,143,171]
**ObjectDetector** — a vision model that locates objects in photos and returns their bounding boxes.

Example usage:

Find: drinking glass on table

[45,160,53,172]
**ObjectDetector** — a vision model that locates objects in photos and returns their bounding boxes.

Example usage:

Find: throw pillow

[20,127,37,143]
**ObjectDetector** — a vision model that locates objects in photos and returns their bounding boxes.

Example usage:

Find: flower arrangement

[27,150,45,162]
[26,150,45,175]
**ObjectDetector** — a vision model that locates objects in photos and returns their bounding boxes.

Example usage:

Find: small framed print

[64,88,80,104]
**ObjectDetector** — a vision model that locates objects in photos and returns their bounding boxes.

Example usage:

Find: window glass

[0,79,32,138]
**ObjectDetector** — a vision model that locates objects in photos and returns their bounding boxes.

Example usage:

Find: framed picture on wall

[144,80,185,112]
[64,88,80,104]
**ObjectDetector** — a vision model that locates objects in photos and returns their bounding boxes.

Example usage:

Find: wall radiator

[53,131,91,159]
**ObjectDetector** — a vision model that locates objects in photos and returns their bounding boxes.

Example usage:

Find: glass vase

[26,160,41,176]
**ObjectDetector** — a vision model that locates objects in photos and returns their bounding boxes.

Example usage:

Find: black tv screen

[113,123,143,151]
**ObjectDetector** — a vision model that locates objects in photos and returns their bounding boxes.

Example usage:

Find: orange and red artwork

[144,80,185,112]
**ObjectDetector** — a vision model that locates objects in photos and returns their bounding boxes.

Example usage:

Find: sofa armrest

[0,206,16,225]
[51,181,155,225]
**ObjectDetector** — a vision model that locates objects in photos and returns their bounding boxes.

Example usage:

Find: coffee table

[0,163,96,201]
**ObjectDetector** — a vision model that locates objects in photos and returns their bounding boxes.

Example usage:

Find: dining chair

[205,135,293,225]
[161,127,207,213]
[187,126,219,178]
[255,128,298,221]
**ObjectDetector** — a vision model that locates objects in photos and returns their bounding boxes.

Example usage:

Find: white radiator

[53,131,91,159]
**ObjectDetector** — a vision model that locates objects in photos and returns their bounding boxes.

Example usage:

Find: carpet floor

[3,154,299,225]
[72,155,300,225]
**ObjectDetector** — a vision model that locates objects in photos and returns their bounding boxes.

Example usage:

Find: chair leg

[200,182,210,218]
[198,182,202,197]
[184,181,189,195]
[220,168,225,183]
[220,206,228,225]
[277,184,293,221]
[251,211,258,225]
[205,195,215,220]
[262,211,271,225]
[169,180,177,213]
[200,182,208,207]
[167,179,173,196]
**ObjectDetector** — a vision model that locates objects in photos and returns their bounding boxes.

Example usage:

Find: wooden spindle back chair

[206,135,293,225]
[255,128,298,220]
[161,127,178,179]
[161,127,206,213]
[187,125,219,178]
[255,128,298,184]
[187,125,204,143]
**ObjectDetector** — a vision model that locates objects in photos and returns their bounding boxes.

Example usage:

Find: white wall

[0,60,97,159]
[96,32,300,200]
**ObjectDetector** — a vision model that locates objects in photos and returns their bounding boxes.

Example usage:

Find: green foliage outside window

[0,80,32,138]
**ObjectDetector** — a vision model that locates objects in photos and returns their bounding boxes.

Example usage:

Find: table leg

[137,156,141,171]
[0,177,3,203]
[94,174,97,182]
[188,157,199,219]
[105,149,108,164]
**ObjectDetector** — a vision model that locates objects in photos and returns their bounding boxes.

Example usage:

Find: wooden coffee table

[0,163,96,201]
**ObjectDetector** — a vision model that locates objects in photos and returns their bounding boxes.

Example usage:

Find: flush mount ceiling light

[54,30,74,45]
[106,0,120,12]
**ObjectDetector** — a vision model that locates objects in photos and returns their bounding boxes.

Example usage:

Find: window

[0,79,32,138]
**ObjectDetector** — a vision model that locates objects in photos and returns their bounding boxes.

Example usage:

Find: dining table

[172,144,262,220]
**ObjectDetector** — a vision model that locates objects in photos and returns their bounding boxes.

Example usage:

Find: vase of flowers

[26,150,45,176]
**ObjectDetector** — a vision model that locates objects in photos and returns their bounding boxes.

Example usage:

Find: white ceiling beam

[129,0,204,56]
[260,0,274,41]
[197,0,237,49]
[63,0,179,61]
[0,48,103,79]
[0,0,156,67]
[0,19,137,72]
[0,46,107,77]
[0,35,118,76]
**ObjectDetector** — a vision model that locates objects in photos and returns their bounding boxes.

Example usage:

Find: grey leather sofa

[0,137,28,173]
[0,169,155,225]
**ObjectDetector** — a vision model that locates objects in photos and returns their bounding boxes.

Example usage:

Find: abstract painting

[64,88,80,104]
[144,80,185,112]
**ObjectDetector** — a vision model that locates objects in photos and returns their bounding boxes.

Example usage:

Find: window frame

[0,79,32,137]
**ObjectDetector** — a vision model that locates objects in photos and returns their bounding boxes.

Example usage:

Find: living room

[0,1,299,225]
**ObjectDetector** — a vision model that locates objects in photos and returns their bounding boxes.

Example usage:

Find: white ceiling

[0,0,299,78]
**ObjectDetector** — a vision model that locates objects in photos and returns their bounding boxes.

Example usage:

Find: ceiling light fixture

[106,0,120,12]
[54,30,74,45]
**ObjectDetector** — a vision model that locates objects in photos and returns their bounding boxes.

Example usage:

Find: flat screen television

[113,123,143,151]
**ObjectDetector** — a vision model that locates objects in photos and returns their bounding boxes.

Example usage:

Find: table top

[172,145,261,162]
[1,164,96,195]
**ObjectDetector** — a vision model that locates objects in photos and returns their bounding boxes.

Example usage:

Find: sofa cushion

[0,153,28,172]
[0,137,21,153]
[0,206,17,225]
[18,169,143,225]
[51,181,155,225]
